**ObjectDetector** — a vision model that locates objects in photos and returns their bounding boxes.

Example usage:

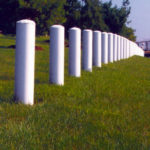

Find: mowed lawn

[0,34,150,150]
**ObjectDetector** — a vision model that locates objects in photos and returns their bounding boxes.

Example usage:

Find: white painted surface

[93,31,102,67]
[50,25,65,85]
[102,32,108,64]
[69,27,81,77]
[113,34,117,61]
[82,29,93,72]
[108,33,113,63]
[15,19,35,105]
[117,35,121,61]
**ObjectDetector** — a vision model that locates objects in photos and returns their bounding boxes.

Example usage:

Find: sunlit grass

[0,34,150,149]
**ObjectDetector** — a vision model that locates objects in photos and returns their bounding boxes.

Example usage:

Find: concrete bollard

[127,39,130,58]
[117,35,121,61]
[125,38,127,59]
[123,38,126,59]
[113,34,117,61]
[108,33,113,63]
[122,37,125,59]
[130,41,134,57]
[120,37,124,59]
[93,31,102,67]
[102,32,108,64]
[82,29,93,72]
[50,25,65,85]
[69,27,81,77]
[126,38,128,59]
[15,19,35,105]
[129,41,131,57]
[126,39,128,58]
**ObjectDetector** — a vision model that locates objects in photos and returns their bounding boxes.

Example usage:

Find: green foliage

[80,0,108,31]
[64,0,108,33]
[0,35,150,149]
[0,0,66,35]
[0,0,136,39]
[101,0,136,41]
[102,1,126,33]
[18,0,66,35]
[0,0,19,34]
[64,0,81,29]
[120,25,136,41]
[64,0,136,40]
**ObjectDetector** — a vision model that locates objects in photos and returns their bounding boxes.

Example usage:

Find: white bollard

[126,39,129,58]
[93,31,102,67]
[113,34,117,61]
[129,41,131,57]
[69,27,81,77]
[126,38,128,59]
[50,25,65,85]
[102,32,108,64]
[123,38,126,59]
[108,33,113,63]
[15,19,35,105]
[125,38,127,59]
[117,35,121,61]
[123,38,125,59]
[82,29,93,72]
[127,39,130,58]
[120,37,124,59]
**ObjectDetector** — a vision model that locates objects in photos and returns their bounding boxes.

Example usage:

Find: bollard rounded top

[17,19,35,25]
[113,34,117,37]
[51,25,64,29]
[93,30,101,33]
[117,35,120,39]
[69,27,81,31]
[102,32,107,34]
[108,32,113,35]
[83,29,92,32]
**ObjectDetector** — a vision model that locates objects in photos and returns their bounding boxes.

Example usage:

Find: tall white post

[123,38,125,59]
[69,27,81,77]
[126,38,128,58]
[127,39,130,58]
[126,39,128,58]
[102,32,108,64]
[82,29,93,72]
[50,25,65,85]
[113,34,117,61]
[125,38,127,59]
[120,37,124,59]
[15,19,35,105]
[117,35,121,61]
[123,38,126,59]
[108,33,113,63]
[129,41,131,57]
[93,31,101,67]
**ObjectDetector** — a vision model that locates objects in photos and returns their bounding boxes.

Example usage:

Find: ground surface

[0,34,150,149]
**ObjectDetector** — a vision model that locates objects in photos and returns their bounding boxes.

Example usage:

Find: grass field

[0,34,150,149]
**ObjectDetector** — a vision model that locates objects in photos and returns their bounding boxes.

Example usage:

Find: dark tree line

[0,0,136,41]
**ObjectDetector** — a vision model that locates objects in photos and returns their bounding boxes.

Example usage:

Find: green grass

[0,34,150,149]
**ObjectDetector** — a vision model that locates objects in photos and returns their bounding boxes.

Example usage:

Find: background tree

[0,0,66,35]
[0,0,19,34]
[0,0,136,40]
[64,0,81,29]
[120,26,136,41]
[80,0,108,31]
[102,0,130,33]
[18,0,66,35]
[102,0,135,41]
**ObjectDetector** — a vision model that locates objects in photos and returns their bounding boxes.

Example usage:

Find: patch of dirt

[6,45,44,51]
[35,46,44,51]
